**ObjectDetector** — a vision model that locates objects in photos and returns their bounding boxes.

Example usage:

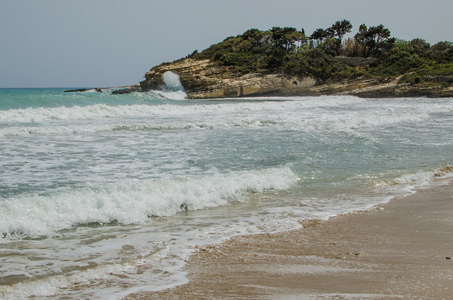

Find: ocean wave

[0,98,318,123]
[366,165,453,194]
[1,96,448,137]
[0,166,299,241]
[0,95,366,123]
[0,119,283,137]
[2,95,449,123]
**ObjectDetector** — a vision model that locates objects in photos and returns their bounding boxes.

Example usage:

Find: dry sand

[126,181,453,299]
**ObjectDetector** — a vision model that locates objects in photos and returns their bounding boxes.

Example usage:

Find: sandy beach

[126,180,453,299]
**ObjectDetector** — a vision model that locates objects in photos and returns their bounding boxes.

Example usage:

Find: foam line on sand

[126,181,453,299]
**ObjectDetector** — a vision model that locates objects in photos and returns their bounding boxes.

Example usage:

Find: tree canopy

[354,24,395,57]
[189,20,453,83]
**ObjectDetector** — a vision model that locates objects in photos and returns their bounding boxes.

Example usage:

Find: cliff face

[139,58,453,99]
[140,58,318,99]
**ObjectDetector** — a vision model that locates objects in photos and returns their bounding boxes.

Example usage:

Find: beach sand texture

[126,181,453,299]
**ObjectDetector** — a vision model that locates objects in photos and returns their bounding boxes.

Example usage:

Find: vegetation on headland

[187,20,453,85]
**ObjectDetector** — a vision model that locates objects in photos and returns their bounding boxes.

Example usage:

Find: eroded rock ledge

[140,59,320,99]
[136,58,453,99]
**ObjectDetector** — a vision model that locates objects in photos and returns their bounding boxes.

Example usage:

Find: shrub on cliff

[186,22,452,82]
[284,49,361,80]
[192,25,357,79]
[428,41,453,63]
[194,26,309,74]
[370,48,425,76]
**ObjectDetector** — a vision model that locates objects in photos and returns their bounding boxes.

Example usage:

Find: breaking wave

[2,96,450,137]
[0,166,299,241]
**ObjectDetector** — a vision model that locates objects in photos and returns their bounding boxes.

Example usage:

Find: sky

[1,0,452,88]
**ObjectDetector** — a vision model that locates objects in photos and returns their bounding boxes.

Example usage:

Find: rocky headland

[107,24,453,99]
[133,57,453,99]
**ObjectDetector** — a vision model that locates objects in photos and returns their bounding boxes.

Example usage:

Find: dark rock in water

[111,89,132,95]
[65,86,142,95]
[64,88,90,93]
[111,86,141,95]
[64,88,102,93]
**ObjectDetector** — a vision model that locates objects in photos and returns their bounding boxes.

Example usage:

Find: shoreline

[126,180,453,299]
[106,79,453,99]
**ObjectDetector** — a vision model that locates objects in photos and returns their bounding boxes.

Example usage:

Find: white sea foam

[145,89,187,100]
[0,263,133,300]
[369,166,453,193]
[0,237,189,300]
[1,96,449,137]
[2,95,448,124]
[0,95,361,123]
[0,166,298,241]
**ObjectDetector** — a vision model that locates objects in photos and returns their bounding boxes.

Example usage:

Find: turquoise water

[1,88,452,299]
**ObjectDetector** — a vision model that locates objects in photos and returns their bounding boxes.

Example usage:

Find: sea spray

[162,71,184,91]
[142,71,187,100]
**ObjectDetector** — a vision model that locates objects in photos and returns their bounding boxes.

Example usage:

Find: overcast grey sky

[1,0,452,88]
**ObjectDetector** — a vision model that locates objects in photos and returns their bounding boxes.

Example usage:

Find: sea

[1,80,453,299]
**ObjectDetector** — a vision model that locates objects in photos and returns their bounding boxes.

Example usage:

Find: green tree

[327,19,353,44]
[354,24,368,45]
[271,27,304,51]
[267,27,305,70]
[354,24,394,57]
[310,28,329,47]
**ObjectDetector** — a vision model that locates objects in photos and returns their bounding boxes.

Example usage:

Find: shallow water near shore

[1,88,453,299]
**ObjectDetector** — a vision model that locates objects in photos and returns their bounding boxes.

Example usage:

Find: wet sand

[126,181,453,299]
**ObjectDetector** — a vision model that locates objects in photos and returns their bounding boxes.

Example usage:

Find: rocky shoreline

[136,58,453,98]
[70,57,453,99]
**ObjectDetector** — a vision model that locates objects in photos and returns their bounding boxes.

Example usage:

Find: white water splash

[162,71,184,91]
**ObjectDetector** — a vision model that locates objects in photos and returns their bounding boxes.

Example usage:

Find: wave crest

[0,167,298,241]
